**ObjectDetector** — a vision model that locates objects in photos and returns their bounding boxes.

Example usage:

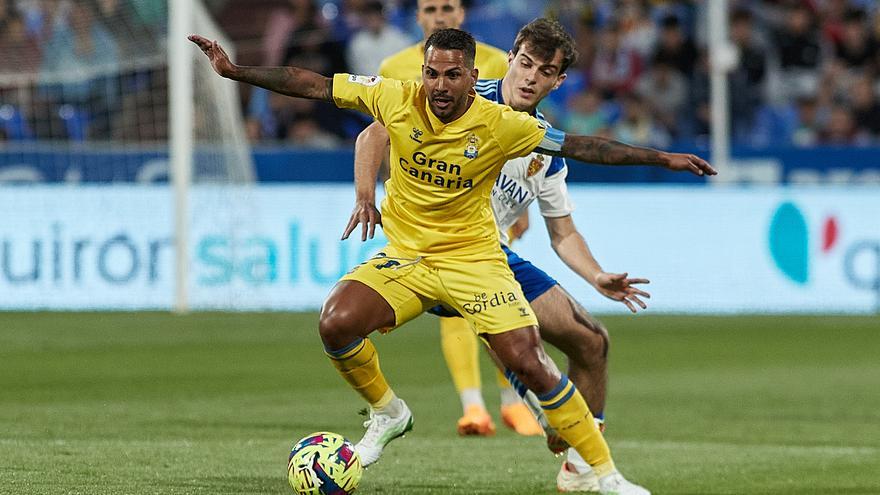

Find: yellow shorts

[341,245,538,335]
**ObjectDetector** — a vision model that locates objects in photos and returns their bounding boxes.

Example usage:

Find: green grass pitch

[1,312,878,494]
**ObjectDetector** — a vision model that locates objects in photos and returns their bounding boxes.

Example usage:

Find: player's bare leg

[485,326,648,495]
[319,281,413,467]
[531,285,610,491]
[532,285,609,415]
[483,327,610,466]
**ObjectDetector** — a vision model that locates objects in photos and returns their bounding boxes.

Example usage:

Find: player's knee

[572,316,610,360]
[584,320,610,359]
[506,348,559,394]
[318,302,361,347]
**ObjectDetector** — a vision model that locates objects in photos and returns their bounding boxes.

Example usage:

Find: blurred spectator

[832,8,878,74]
[38,1,120,139]
[562,88,609,136]
[773,3,823,102]
[636,59,687,137]
[618,0,656,59]
[0,10,42,73]
[259,0,317,67]
[572,11,599,73]
[246,0,316,140]
[728,8,767,142]
[247,0,351,142]
[819,104,870,145]
[688,51,712,143]
[612,93,670,148]
[281,1,347,76]
[776,3,823,71]
[849,75,880,135]
[652,14,698,77]
[590,19,643,97]
[346,1,411,76]
[792,95,824,147]
[94,0,158,59]
[820,0,851,46]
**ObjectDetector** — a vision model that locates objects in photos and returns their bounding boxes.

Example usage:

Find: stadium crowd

[2,0,880,148]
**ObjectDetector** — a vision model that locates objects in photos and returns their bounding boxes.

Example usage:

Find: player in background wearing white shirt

[345,1,411,76]
[344,18,652,493]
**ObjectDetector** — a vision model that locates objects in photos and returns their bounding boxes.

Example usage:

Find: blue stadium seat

[0,104,34,140]
[57,104,89,141]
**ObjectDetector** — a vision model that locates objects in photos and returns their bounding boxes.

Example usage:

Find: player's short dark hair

[424,28,476,68]
[512,18,578,74]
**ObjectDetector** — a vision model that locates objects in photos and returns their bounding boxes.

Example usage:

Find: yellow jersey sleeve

[493,106,547,161]
[332,73,412,126]
[474,41,509,80]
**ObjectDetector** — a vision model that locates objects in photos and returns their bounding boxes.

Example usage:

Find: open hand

[662,153,717,176]
[342,200,382,241]
[188,34,235,77]
[594,272,651,313]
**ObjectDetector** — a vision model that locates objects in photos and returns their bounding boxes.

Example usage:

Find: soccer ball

[287,431,363,494]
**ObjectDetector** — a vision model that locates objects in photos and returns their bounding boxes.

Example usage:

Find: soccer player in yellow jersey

[372,0,538,439]
[190,28,714,495]
[378,0,508,81]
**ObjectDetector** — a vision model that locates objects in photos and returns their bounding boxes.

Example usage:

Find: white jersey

[476,79,575,245]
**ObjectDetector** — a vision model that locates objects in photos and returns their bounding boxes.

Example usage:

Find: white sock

[375,395,403,416]
[566,447,592,474]
[459,388,485,410]
[499,386,521,407]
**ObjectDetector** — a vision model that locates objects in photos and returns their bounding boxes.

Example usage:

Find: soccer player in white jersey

[344,19,651,492]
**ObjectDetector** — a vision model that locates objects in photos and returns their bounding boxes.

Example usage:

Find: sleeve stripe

[536,127,565,153]
[546,156,566,177]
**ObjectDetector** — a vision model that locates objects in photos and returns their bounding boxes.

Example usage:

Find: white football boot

[354,398,414,467]
[556,461,601,492]
[598,471,651,495]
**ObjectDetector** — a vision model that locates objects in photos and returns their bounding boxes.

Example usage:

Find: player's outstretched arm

[553,134,717,177]
[545,215,650,313]
[342,122,389,241]
[188,35,333,102]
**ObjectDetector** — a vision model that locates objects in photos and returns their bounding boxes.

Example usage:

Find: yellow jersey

[332,74,547,259]
[378,41,509,81]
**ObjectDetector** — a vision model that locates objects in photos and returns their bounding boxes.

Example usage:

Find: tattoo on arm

[560,135,666,165]
[231,66,333,102]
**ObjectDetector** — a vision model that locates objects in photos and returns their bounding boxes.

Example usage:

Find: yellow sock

[539,375,615,478]
[325,338,393,409]
[495,367,514,390]
[439,317,481,392]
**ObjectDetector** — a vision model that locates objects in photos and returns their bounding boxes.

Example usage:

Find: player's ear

[552,72,567,91]
[471,67,479,82]
[507,50,514,65]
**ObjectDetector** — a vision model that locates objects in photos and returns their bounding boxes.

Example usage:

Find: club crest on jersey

[348,74,381,86]
[527,155,545,177]
[464,133,479,159]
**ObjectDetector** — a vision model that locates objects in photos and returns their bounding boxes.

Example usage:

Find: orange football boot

[500,402,543,436]
[456,404,496,436]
